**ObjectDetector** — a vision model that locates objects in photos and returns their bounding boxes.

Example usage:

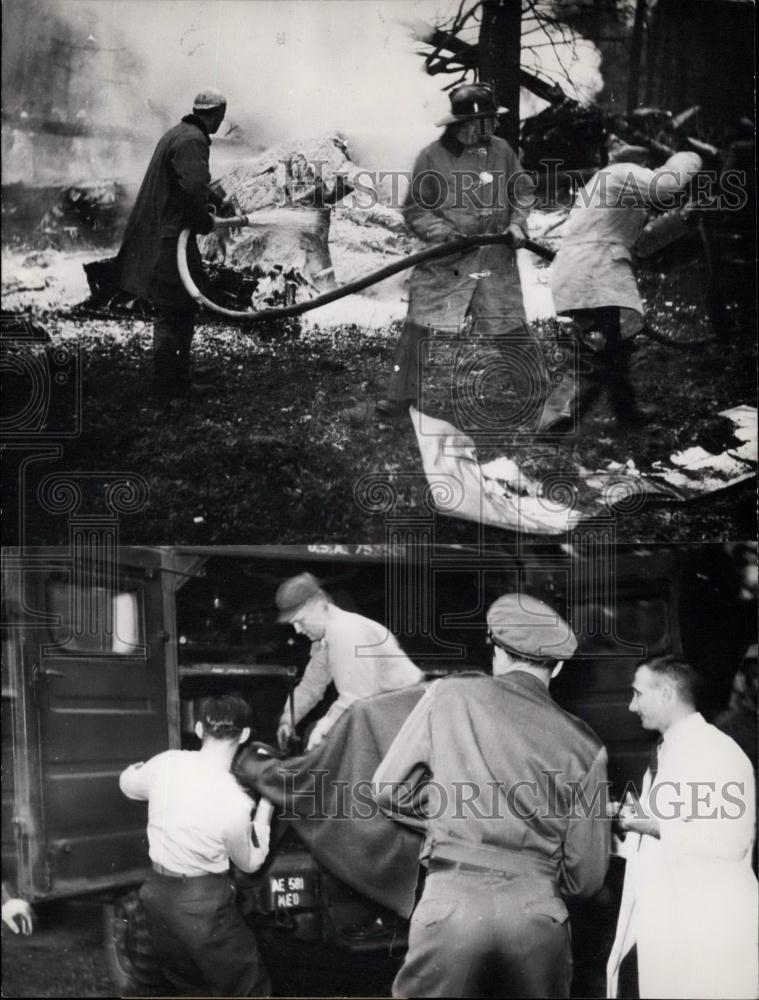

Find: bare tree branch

[405,4,572,107]
[522,0,583,94]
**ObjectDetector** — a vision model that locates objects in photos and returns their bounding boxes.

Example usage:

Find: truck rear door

[3,547,175,901]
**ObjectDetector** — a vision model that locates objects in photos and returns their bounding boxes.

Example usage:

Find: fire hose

[177,215,712,348]
[177,215,552,321]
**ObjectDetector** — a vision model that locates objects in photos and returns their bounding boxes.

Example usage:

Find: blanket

[234,685,427,916]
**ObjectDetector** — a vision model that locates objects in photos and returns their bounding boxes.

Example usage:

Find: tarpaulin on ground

[411,405,757,533]
[233,686,426,917]
[409,407,588,534]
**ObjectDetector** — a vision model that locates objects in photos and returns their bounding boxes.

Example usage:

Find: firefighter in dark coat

[376,83,535,420]
[117,88,228,398]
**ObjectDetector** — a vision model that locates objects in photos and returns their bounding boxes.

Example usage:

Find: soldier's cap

[275,572,325,623]
[436,83,508,127]
[486,594,577,661]
[193,88,227,111]
[607,143,651,166]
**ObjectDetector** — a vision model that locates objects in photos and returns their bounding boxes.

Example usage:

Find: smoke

[44,0,454,173]
[520,26,603,118]
[3,0,604,183]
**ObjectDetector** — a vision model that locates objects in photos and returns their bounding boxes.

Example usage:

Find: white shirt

[119,749,270,875]
[281,604,424,734]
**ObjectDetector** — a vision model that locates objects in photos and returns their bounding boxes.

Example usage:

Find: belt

[429,859,534,878]
[151,863,227,879]
[428,847,557,879]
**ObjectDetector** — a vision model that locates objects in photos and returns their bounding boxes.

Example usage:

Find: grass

[2,255,755,545]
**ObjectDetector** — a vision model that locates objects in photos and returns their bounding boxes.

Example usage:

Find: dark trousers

[387,319,535,408]
[387,319,429,403]
[540,307,641,427]
[150,237,202,389]
[153,303,197,388]
[393,866,572,998]
[139,870,270,997]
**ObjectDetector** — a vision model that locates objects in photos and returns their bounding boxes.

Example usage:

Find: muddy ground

[0,900,401,999]
[1,888,619,999]
[2,233,756,546]
[2,902,114,998]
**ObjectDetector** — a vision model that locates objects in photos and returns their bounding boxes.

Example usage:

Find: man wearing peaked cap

[116,87,229,400]
[373,592,609,998]
[486,592,578,663]
[375,82,537,422]
[274,573,423,752]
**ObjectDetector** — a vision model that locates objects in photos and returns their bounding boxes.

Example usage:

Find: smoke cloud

[2,0,604,183]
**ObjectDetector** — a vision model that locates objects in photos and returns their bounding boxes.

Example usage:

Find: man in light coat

[607,654,758,1000]
[275,573,423,751]
[539,144,703,431]
[376,83,536,421]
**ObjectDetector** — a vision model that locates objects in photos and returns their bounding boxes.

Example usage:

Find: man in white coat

[275,573,424,751]
[607,654,758,1000]
[538,143,703,431]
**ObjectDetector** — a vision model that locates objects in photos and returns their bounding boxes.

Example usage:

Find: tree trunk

[478,0,522,148]
[406,18,565,107]
[627,0,646,114]
[643,0,753,138]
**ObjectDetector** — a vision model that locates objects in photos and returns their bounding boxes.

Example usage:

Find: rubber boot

[153,306,195,398]
[384,319,429,406]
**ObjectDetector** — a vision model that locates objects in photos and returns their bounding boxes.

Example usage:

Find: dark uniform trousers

[541,307,641,427]
[140,869,270,997]
[394,864,572,999]
[150,237,203,391]
[386,319,429,404]
[388,313,536,415]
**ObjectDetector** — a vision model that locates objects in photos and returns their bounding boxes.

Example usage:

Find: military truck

[2,543,752,993]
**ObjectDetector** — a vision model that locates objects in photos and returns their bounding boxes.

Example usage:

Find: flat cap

[275,572,324,623]
[193,87,227,110]
[487,594,577,660]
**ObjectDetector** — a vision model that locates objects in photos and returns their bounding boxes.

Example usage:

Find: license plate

[268,873,317,910]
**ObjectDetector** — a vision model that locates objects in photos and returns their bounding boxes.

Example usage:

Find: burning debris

[199,135,367,295]
[520,100,608,173]
[73,135,374,318]
[214,135,356,211]
[80,256,152,316]
[201,206,336,296]
[201,261,315,313]
[79,255,310,317]
[411,405,757,534]
[2,180,130,249]
[38,181,128,245]
[183,134,409,315]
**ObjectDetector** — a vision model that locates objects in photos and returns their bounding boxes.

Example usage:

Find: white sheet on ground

[410,405,757,533]
[409,407,585,535]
